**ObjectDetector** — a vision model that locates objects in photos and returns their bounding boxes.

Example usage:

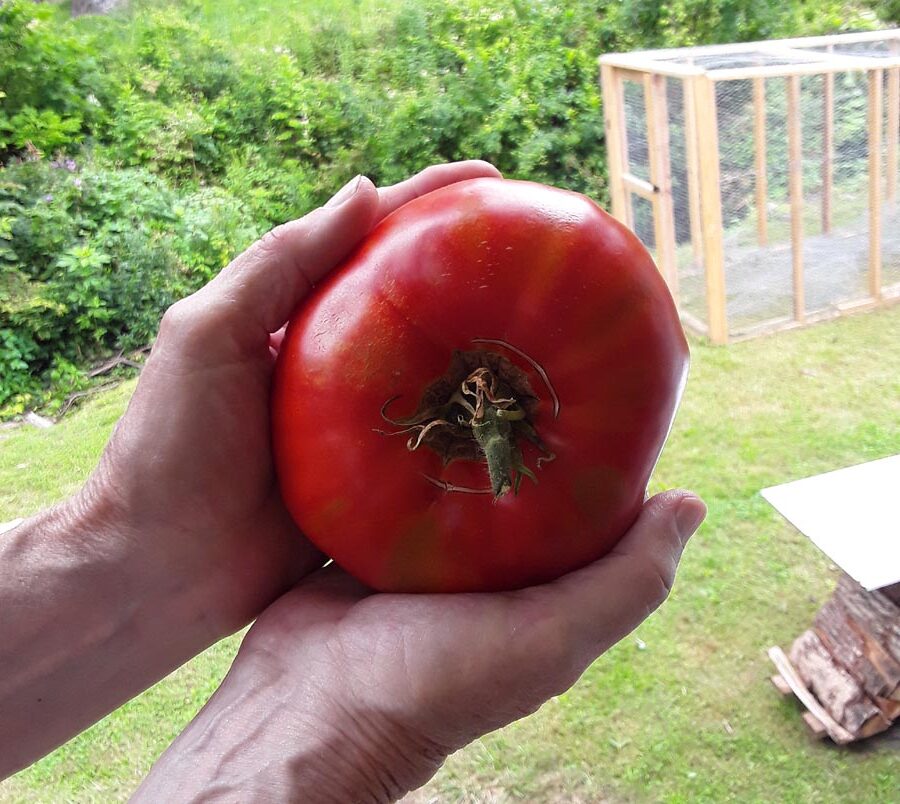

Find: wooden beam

[678,310,709,337]
[644,73,679,301]
[770,674,792,697]
[598,54,705,79]
[600,30,900,67]
[753,77,768,246]
[728,293,900,342]
[888,67,899,203]
[683,76,704,265]
[822,54,834,233]
[601,64,630,226]
[622,173,657,199]
[692,75,728,344]
[0,518,24,536]
[712,60,887,82]
[869,69,884,300]
[787,74,805,323]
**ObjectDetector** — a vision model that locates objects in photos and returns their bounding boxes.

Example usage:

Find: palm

[312,581,569,745]
[96,341,317,632]
[244,487,699,775]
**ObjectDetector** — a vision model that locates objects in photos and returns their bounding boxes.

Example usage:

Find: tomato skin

[272,178,688,593]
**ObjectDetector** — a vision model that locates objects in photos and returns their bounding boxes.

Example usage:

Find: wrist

[0,492,220,778]
[136,641,449,803]
[74,467,229,646]
[243,638,452,802]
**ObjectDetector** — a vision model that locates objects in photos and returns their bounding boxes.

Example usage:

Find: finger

[193,175,381,335]
[519,491,706,669]
[376,160,501,222]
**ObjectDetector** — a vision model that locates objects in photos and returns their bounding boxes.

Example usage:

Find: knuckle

[158,298,195,340]
[632,558,676,612]
[258,224,288,251]
[158,296,223,349]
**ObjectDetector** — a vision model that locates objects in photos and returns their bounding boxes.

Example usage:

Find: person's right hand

[78,160,503,642]
[134,490,705,802]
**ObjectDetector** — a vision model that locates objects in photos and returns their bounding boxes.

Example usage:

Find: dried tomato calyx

[378,349,554,498]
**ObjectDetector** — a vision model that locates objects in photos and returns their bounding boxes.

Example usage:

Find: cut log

[872,694,900,721]
[770,575,900,743]
[767,645,855,744]
[833,574,900,664]
[802,711,828,740]
[814,592,900,702]
[770,674,792,697]
[882,583,900,607]
[788,629,884,736]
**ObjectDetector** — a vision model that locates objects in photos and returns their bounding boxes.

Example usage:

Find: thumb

[517,490,705,675]
[197,175,380,335]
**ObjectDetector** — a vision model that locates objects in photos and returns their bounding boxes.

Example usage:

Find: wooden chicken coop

[600,31,900,344]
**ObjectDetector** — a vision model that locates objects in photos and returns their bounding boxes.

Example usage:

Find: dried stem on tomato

[377,347,556,498]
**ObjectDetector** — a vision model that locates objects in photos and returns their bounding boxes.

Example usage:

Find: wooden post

[822,71,834,233]
[869,69,884,300]
[644,73,679,302]
[692,75,728,344]
[887,67,899,204]
[787,74,805,323]
[683,77,704,265]
[753,78,768,246]
[601,64,630,226]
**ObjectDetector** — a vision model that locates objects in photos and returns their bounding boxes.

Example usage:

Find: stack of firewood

[769,574,900,743]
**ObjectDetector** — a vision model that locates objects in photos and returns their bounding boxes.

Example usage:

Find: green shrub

[0,0,110,158]
[0,158,257,412]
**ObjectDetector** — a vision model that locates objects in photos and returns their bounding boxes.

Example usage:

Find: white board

[761,454,900,591]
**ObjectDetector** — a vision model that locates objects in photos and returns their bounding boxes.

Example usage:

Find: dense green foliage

[0,0,882,414]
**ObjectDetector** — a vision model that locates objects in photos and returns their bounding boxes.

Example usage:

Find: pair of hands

[71,161,704,800]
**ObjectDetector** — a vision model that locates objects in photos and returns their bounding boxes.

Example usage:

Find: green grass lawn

[190,0,400,51]
[60,0,402,53]
[1,306,898,802]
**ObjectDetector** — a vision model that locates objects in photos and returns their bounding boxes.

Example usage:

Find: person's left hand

[80,161,502,640]
[133,490,705,802]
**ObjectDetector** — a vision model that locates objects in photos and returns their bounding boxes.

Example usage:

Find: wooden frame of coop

[600,31,900,345]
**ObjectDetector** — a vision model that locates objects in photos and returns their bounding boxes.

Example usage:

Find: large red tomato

[272,178,688,593]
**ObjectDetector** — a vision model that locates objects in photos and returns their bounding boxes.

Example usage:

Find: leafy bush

[0,0,110,157]
[0,158,257,414]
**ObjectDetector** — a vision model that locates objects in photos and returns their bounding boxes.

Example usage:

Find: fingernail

[325,175,364,208]
[675,494,707,542]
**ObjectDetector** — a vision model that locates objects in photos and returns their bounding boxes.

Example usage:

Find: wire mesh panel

[883,67,900,293]
[629,193,655,254]
[714,78,794,334]
[807,41,895,58]
[714,71,879,337]
[805,71,872,312]
[666,77,706,326]
[601,30,900,343]
[623,78,650,183]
